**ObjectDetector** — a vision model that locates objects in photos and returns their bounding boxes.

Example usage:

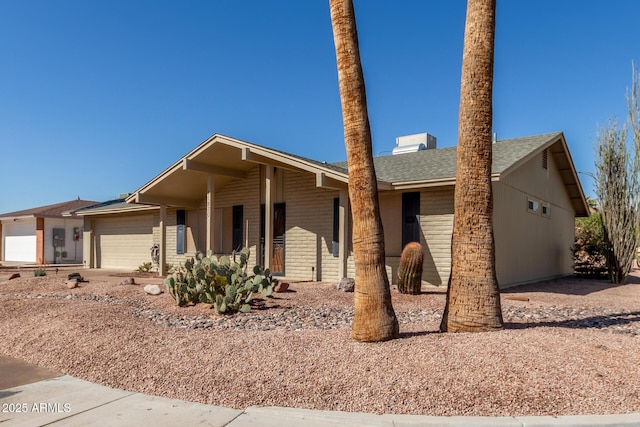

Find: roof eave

[0,214,36,221]
[392,174,500,190]
[75,204,158,216]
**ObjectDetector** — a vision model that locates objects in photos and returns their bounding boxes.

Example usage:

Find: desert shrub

[33,268,47,277]
[574,212,607,277]
[136,262,153,273]
[164,247,276,314]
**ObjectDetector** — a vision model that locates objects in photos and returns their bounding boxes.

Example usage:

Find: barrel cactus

[397,242,424,294]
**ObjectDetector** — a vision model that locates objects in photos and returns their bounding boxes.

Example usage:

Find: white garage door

[3,221,36,263]
[94,215,153,270]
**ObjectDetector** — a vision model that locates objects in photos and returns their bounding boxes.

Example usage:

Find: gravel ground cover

[0,269,639,417]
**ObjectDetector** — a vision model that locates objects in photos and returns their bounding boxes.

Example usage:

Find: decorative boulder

[9,273,20,280]
[67,272,84,282]
[144,284,163,295]
[119,277,136,285]
[66,280,79,289]
[335,277,355,292]
[274,281,289,293]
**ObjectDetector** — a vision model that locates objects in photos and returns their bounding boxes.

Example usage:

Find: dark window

[232,205,243,251]
[542,149,548,169]
[176,210,186,254]
[402,192,420,248]
[176,210,186,225]
[332,198,339,257]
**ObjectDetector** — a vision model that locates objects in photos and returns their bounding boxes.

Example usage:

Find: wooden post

[206,174,215,253]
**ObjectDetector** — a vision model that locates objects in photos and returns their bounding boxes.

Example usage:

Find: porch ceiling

[132,141,256,208]
[128,134,349,209]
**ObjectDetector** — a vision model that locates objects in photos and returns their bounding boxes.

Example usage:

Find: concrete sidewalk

[1,357,638,427]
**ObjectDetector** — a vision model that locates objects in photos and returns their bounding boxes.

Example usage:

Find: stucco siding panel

[493,178,575,287]
[419,187,454,287]
[284,170,341,282]
[380,193,402,257]
[212,167,261,267]
[501,150,573,212]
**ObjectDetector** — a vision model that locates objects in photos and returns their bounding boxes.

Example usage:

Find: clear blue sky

[1,0,639,214]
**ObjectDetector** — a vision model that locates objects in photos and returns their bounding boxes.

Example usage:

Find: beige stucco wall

[379,187,454,288]
[379,151,577,289]
[493,149,576,287]
[419,187,455,286]
[284,170,344,282]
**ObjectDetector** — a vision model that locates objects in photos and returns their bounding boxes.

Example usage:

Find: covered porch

[125,134,352,278]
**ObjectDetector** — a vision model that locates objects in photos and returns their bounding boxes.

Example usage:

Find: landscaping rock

[9,273,20,280]
[144,284,163,295]
[119,277,136,285]
[67,272,84,282]
[66,280,79,289]
[274,281,289,293]
[335,277,355,292]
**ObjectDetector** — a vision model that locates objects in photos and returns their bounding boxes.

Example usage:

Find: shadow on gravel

[504,311,640,331]
[503,274,635,297]
[399,330,439,339]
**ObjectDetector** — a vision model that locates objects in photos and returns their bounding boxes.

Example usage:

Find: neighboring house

[0,199,98,265]
[74,132,589,288]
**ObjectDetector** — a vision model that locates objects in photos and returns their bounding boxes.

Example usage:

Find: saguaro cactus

[397,242,424,294]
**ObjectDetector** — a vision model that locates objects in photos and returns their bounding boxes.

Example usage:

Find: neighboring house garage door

[3,221,36,263]
[94,215,153,270]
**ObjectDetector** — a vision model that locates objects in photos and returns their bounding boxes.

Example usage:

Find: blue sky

[1,0,639,214]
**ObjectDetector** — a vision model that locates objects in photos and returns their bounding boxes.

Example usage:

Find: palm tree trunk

[440,0,503,332]
[329,0,399,342]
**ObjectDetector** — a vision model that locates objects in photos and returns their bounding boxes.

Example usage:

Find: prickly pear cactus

[163,247,276,313]
[397,242,424,295]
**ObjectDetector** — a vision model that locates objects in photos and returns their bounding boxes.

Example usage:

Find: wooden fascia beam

[134,193,201,209]
[241,147,299,172]
[316,172,347,189]
[182,159,247,179]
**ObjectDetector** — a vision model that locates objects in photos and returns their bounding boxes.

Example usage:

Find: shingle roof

[0,199,99,219]
[332,132,562,183]
[235,137,350,175]
[71,199,156,215]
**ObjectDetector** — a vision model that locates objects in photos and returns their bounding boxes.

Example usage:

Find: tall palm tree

[329,0,399,342]
[440,0,503,332]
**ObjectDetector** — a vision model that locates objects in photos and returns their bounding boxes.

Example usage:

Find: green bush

[574,212,607,277]
[164,247,276,314]
[34,268,47,277]
[136,262,153,273]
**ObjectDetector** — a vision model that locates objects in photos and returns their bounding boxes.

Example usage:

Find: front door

[260,203,286,275]
[271,203,286,274]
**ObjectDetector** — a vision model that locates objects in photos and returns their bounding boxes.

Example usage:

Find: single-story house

[73,131,589,288]
[0,199,98,265]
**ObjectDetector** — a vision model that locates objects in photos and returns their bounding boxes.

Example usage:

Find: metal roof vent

[392,132,437,155]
